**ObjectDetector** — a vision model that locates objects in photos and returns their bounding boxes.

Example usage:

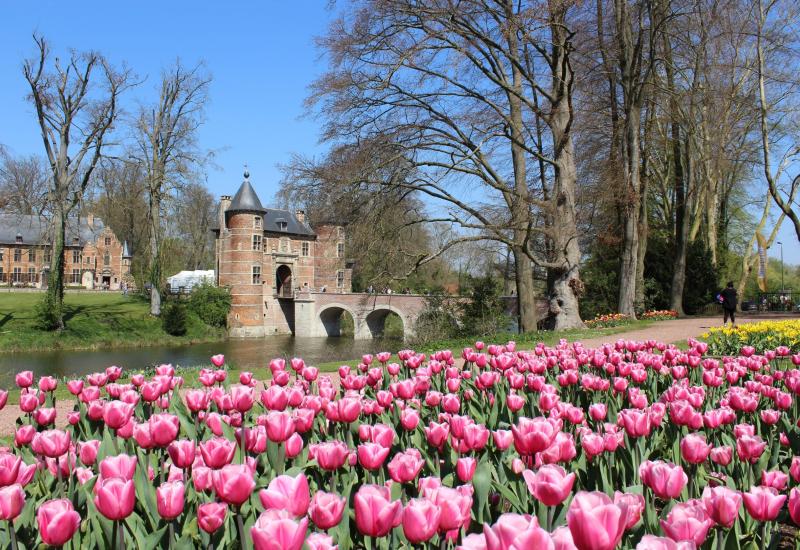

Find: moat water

[0,335,404,386]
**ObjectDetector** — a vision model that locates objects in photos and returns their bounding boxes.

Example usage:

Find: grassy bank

[0,292,226,353]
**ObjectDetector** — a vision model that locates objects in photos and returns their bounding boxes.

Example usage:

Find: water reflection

[0,335,404,386]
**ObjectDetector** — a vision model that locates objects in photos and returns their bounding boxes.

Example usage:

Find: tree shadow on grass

[0,312,12,329]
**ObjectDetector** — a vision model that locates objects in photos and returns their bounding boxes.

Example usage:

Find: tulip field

[1,337,800,550]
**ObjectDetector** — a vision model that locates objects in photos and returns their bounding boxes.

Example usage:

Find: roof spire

[243,163,250,180]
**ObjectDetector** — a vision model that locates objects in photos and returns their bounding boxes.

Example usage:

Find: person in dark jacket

[720,281,738,326]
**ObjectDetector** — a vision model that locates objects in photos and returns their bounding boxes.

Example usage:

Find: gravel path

[0,314,788,437]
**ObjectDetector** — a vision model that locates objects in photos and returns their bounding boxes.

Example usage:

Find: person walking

[719,281,738,327]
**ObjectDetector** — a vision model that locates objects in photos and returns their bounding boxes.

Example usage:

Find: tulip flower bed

[1,341,800,550]
[703,319,800,355]
[585,313,632,328]
[641,310,679,321]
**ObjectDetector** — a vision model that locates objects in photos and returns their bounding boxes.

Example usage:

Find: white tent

[167,270,215,293]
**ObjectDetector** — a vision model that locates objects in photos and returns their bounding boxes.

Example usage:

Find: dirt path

[0,314,788,437]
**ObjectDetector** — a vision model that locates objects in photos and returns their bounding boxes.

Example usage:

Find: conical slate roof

[228,172,266,213]
[122,241,132,259]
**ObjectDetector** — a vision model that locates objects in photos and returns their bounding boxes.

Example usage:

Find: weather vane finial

[243,163,250,180]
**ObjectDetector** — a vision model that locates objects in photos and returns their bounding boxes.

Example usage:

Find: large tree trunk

[513,247,538,332]
[618,107,641,317]
[669,125,688,315]
[149,193,162,316]
[47,204,67,330]
[546,11,584,330]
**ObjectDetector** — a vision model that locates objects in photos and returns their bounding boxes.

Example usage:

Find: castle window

[73,237,79,244]
[337,227,344,238]
[12,267,21,282]
[15,235,22,244]
[301,242,309,257]
[336,270,345,288]
[13,249,21,262]
[0,249,4,261]
[277,219,288,231]
[252,265,261,284]
[28,267,35,282]
[28,249,34,263]
[252,235,262,251]
[71,269,81,284]
[104,253,110,267]
[43,248,50,264]
[0,267,4,281]
[254,216,262,229]
[337,242,344,258]
[104,237,111,246]
[72,250,80,263]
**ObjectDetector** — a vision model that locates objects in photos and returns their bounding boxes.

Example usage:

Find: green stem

[119,520,125,550]
[236,507,246,550]
[8,521,17,550]
[760,521,767,548]
[716,528,724,550]
[546,506,554,532]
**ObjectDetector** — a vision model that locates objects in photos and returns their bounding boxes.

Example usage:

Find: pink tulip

[736,435,766,464]
[701,486,741,529]
[211,354,225,367]
[659,500,714,545]
[198,502,227,533]
[258,473,310,517]
[402,498,441,544]
[635,535,696,550]
[156,481,185,520]
[424,485,472,534]
[94,477,136,520]
[457,457,477,482]
[32,429,70,458]
[149,413,180,447]
[760,469,789,491]
[99,454,137,481]
[679,434,711,464]
[614,492,644,530]
[523,465,576,506]
[14,425,35,447]
[285,432,304,458]
[0,484,25,521]
[306,532,337,550]
[250,509,308,550]
[200,437,236,469]
[15,371,33,389]
[312,441,350,471]
[483,513,554,550]
[639,460,687,500]
[103,400,134,430]
[512,417,560,455]
[743,485,786,521]
[789,487,800,526]
[388,448,425,483]
[354,484,403,537]
[566,491,628,550]
[185,389,210,412]
[213,464,255,506]
[358,442,391,471]
[263,411,295,443]
[37,499,81,546]
[710,446,732,466]
[167,440,197,469]
[309,491,346,530]
[78,440,101,466]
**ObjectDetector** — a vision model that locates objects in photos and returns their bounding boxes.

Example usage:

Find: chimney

[87,213,94,227]
[295,209,306,224]
[219,195,232,230]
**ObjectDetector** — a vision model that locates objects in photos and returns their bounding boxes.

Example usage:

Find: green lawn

[0,292,225,353]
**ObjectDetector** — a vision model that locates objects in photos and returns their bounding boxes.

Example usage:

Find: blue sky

[1,1,798,266]
[0,0,331,204]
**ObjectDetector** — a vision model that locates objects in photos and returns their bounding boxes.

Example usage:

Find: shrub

[460,275,511,336]
[161,301,188,336]
[187,283,231,328]
[34,293,62,331]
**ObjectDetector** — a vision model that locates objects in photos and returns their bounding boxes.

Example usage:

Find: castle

[0,213,132,290]
[213,171,352,337]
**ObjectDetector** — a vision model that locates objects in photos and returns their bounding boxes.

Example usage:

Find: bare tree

[132,61,210,315]
[174,182,216,270]
[0,147,49,215]
[309,0,585,331]
[23,35,131,329]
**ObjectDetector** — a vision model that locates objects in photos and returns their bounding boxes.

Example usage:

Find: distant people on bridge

[367,285,374,293]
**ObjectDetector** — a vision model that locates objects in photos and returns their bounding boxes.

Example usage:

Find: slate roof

[0,213,105,246]
[220,176,315,236]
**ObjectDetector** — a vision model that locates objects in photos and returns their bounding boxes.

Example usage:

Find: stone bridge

[293,292,429,339]
[292,291,546,340]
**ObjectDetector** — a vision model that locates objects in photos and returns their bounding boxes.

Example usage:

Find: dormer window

[73,237,79,244]
[254,216,262,229]
[15,234,22,244]
[276,218,288,232]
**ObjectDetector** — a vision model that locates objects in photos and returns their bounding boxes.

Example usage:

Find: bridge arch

[317,303,358,337]
[358,305,408,339]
